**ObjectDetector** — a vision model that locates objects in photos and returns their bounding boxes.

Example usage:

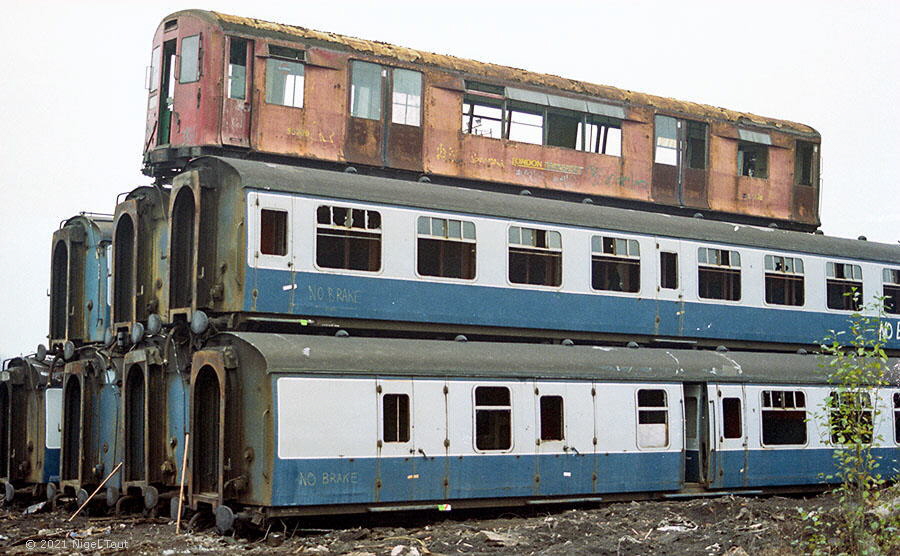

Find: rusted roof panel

[166,10,819,136]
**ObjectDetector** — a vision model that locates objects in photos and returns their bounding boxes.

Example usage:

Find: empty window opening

[227,38,248,100]
[738,142,768,178]
[266,47,305,108]
[826,262,863,311]
[507,102,544,145]
[894,393,900,444]
[462,96,503,138]
[660,251,678,290]
[179,34,200,83]
[592,236,640,293]
[417,216,476,280]
[350,61,382,120]
[316,205,381,271]
[474,386,511,451]
[685,397,698,440]
[50,240,69,339]
[260,209,288,256]
[761,390,807,446]
[170,188,195,309]
[795,141,818,186]
[698,247,741,301]
[637,389,668,448]
[158,39,177,145]
[125,365,145,481]
[655,115,707,169]
[392,69,422,126]
[829,391,873,444]
[113,215,135,323]
[540,395,564,442]
[685,120,707,169]
[508,226,562,287]
[62,375,82,481]
[722,397,742,439]
[765,255,805,306]
[883,268,900,315]
[382,393,410,443]
[577,116,622,155]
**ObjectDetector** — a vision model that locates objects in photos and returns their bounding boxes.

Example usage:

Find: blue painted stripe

[244,268,900,349]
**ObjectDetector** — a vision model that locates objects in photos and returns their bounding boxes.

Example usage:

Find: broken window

[508,226,562,287]
[417,216,476,280]
[765,254,805,306]
[260,209,288,256]
[738,142,768,178]
[391,69,422,126]
[462,97,504,138]
[179,34,200,83]
[383,393,410,443]
[654,115,678,166]
[507,102,544,145]
[698,247,741,301]
[685,121,707,169]
[795,141,818,186]
[266,46,305,108]
[474,386,511,451]
[578,116,622,155]
[148,46,161,91]
[894,393,900,444]
[884,268,900,315]
[828,391,873,444]
[660,251,678,290]
[722,397,742,439]
[316,205,381,271]
[591,236,640,293]
[826,262,863,311]
[350,60,382,120]
[227,38,248,100]
[637,389,668,448]
[539,395,564,442]
[761,390,807,446]
[685,397,698,439]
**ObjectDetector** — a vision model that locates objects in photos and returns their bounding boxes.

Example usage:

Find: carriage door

[158,39,177,146]
[707,383,748,488]
[376,379,417,500]
[682,383,708,484]
[655,238,685,337]
[221,37,253,147]
[347,61,424,172]
[652,116,709,209]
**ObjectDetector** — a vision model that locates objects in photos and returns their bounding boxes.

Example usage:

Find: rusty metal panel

[651,163,679,206]
[345,117,383,167]
[682,167,709,209]
[387,121,423,171]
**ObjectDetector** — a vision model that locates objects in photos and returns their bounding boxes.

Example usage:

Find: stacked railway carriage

[143,9,822,231]
[0,356,61,505]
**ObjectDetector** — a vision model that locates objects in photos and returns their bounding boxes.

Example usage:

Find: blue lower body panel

[43,448,60,484]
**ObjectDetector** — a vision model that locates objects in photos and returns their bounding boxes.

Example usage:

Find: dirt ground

[0,492,836,555]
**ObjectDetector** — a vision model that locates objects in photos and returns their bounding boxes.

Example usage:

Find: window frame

[759,389,808,447]
[178,34,201,84]
[539,395,565,443]
[264,45,306,109]
[381,392,411,444]
[763,254,805,307]
[826,261,864,312]
[506,225,563,288]
[635,388,669,450]
[590,235,641,294]
[249,192,293,270]
[414,215,477,281]
[314,204,383,274]
[828,390,874,445]
[697,247,742,302]
[737,141,769,179]
[473,385,513,453]
[883,268,900,315]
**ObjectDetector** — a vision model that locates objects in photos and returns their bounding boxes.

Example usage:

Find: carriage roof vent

[858,235,867,241]
[164,19,178,32]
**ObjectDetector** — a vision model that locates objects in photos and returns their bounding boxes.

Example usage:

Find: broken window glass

[507,102,544,145]
[591,236,640,293]
[826,262,863,311]
[462,97,504,138]
[508,226,562,287]
[227,38,248,100]
[350,61,382,120]
[698,247,741,301]
[391,69,422,126]
[578,116,622,156]
[795,141,817,186]
[761,390,807,445]
[316,205,381,271]
[764,254,805,306]
[417,216,476,280]
[738,142,768,178]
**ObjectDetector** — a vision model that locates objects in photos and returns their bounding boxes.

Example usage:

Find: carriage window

[148,46,161,91]
[738,142,768,178]
[660,252,678,290]
[351,61,382,120]
[765,255,805,306]
[698,247,741,301]
[316,205,381,271]
[508,226,562,286]
[391,69,422,126]
[685,120,708,170]
[475,386,512,451]
[259,209,288,256]
[179,35,200,83]
[540,396,564,442]
[227,38,248,100]
[383,393,410,443]
[462,96,504,138]
[507,102,544,145]
[592,236,640,293]
[637,389,668,448]
[796,141,818,186]
[884,268,900,315]
[829,391,873,444]
[761,390,807,446]
[826,262,863,311]
[577,116,622,156]
[417,216,476,280]
[894,393,900,444]
[722,398,742,439]
[265,47,305,108]
[654,115,677,166]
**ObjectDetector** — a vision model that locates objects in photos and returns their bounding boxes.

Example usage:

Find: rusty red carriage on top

[144,10,821,231]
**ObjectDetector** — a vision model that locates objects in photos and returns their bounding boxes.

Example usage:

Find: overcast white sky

[1,1,898,358]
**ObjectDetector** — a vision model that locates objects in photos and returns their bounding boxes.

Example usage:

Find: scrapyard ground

[0,492,845,555]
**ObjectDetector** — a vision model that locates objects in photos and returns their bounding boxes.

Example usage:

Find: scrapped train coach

[143,9,822,230]
[187,333,900,532]
[123,156,900,353]
[0,356,61,504]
